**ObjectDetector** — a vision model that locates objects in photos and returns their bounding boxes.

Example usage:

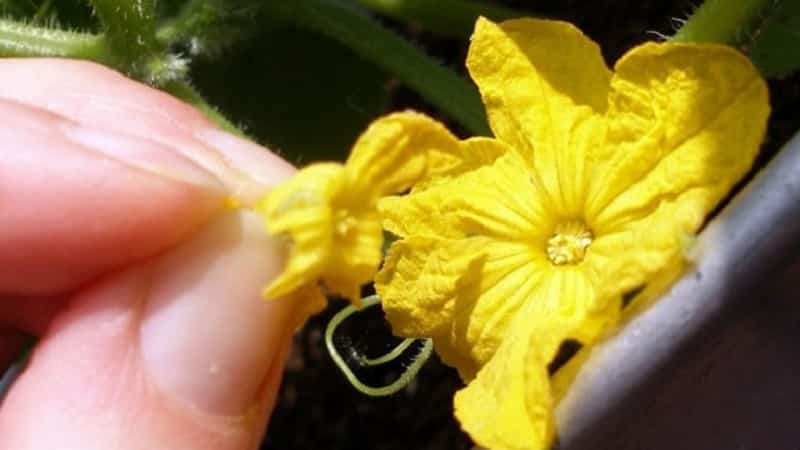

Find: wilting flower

[375,17,769,450]
[256,112,460,309]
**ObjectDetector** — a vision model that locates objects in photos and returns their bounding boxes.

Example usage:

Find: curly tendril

[324,295,433,397]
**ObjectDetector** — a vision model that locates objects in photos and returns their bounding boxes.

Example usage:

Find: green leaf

[750,0,800,78]
[265,0,490,136]
[355,0,523,39]
[191,24,391,163]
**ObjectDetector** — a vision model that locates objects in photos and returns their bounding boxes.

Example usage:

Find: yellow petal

[452,242,545,368]
[531,268,606,360]
[379,186,463,239]
[587,42,769,226]
[322,209,384,302]
[342,111,460,202]
[414,136,511,190]
[454,310,556,450]
[377,235,545,381]
[376,236,490,380]
[257,163,344,298]
[282,282,329,327]
[584,43,768,297]
[376,236,485,338]
[466,17,611,214]
[380,150,552,241]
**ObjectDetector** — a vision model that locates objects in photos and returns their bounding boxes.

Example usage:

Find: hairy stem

[90,0,159,53]
[157,0,255,58]
[89,0,177,83]
[355,0,521,38]
[672,0,773,44]
[0,19,114,62]
[265,0,490,135]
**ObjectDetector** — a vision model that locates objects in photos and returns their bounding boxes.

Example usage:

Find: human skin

[0,58,299,449]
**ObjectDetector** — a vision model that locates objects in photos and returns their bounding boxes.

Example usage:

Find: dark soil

[261,1,800,449]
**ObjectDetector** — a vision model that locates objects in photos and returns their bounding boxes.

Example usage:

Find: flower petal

[380,150,552,241]
[322,210,384,302]
[587,42,769,226]
[257,163,344,297]
[452,243,545,368]
[379,184,463,239]
[454,267,611,450]
[584,43,768,295]
[376,236,486,339]
[466,17,611,214]
[454,311,555,450]
[415,136,512,190]
[342,111,460,202]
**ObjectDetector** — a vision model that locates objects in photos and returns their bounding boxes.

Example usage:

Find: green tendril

[325,295,433,397]
[360,338,416,366]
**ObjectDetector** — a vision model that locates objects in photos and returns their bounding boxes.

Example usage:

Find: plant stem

[89,0,173,83]
[90,0,160,54]
[163,80,245,137]
[156,0,255,58]
[672,0,773,44]
[265,0,490,136]
[355,0,522,38]
[0,18,114,62]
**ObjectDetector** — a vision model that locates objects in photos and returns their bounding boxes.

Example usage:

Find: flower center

[334,209,358,238]
[546,221,593,265]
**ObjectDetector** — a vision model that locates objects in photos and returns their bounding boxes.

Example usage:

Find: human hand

[0,59,299,449]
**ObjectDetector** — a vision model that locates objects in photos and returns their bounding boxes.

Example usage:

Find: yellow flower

[256,112,461,308]
[375,17,769,450]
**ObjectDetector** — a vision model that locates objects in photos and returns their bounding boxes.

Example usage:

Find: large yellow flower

[256,112,460,308]
[375,17,769,450]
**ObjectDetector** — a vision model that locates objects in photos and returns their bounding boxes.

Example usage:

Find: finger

[0,210,301,450]
[0,98,226,295]
[0,59,294,196]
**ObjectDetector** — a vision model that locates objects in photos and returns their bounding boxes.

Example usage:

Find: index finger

[0,97,226,295]
[0,59,293,295]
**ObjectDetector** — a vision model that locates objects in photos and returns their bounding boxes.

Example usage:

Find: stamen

[334,210,358,237]
[546,221,593,265]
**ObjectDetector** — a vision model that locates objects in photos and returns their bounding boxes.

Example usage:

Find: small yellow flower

[375,17,769,450]
[256,112,461,308]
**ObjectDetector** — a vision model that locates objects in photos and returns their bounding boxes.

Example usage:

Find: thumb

[0,209,300,450]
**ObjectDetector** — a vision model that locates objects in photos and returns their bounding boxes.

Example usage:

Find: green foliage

[672,0,799,78]
[264,0,490,136]
[192,24,391,161]
[156,0,258,60]
[750,0,800,78]
[355,0,522,38]
[672,0,772,44]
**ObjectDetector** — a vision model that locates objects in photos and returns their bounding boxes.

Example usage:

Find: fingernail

[61,123,223,191]
[194,128,295,187]
[139,210,295,415]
